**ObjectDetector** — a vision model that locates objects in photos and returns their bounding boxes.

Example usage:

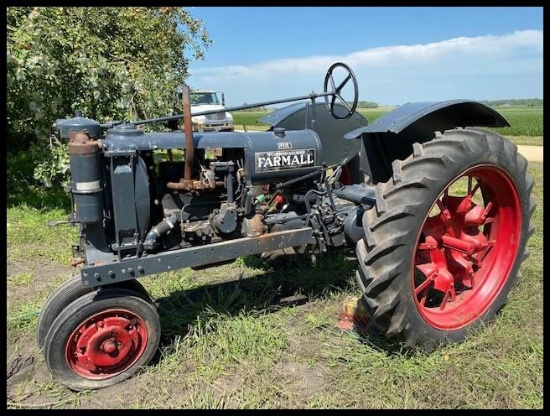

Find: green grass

[233,111,273,129]
[6,132,543,408]
[491,107,544,137]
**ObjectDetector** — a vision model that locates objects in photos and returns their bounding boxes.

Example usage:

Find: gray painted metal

[107,154,150,250]
[344,100,510,139]
[81,227,314,287]
[57,113,101,139]
[259,102,367,167]
[69,152,104,224]
[104,125,319,153]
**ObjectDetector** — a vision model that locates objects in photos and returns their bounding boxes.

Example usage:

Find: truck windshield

[190,92,220,106]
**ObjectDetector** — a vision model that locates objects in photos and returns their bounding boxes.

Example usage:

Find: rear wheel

[356,128,535,351]
[43,287,161,391]
[36,275,152,350]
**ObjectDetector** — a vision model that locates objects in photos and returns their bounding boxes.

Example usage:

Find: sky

[184,7,543,108]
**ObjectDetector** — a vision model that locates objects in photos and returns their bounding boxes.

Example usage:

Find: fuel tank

[243,127,322,184]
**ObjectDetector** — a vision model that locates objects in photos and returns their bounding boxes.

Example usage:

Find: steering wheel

[323,62,359,120]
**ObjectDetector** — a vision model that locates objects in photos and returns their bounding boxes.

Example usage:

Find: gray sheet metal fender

[344,99,510,139]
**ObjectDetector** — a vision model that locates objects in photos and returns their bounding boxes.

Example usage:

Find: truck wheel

[43,287,161,391]
[356,128,535,352]
[37,275,153,350]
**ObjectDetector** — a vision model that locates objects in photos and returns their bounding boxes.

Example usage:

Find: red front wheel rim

[65,309,149,379]
[413,165,522,330]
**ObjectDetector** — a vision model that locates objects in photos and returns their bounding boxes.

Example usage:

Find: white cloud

[188,30,543,106]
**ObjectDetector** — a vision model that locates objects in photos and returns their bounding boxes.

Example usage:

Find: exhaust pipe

[181,85,194,182]
[166,85,198,191]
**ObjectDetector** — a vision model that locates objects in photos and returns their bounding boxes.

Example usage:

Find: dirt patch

[517,145,543,162]
[7,260,74,305]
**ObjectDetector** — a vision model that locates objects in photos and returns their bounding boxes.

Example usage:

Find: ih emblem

[277,142,293,150]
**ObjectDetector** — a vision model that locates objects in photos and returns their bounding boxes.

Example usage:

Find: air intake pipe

[61,112,104,224]
[143,214,178,251]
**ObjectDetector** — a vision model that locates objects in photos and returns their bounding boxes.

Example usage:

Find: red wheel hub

[413,166,521,330]
[65,309,148,379]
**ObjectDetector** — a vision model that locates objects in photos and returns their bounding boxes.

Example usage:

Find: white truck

[173,88,234,132]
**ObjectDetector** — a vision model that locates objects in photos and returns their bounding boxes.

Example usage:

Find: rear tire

[356,128,535,351]
[43,287,161,391]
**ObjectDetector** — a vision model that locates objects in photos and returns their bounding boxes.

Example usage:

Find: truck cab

[173,88,234,132]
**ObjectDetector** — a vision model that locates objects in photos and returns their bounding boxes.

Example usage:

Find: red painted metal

[65,309,149,379]
[339,164,353,186]
[412,165,521,330]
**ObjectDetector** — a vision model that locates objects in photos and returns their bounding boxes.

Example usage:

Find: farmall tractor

[38,63,535,391]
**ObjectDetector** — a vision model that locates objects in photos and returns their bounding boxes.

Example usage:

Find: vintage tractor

[38,62,535,391]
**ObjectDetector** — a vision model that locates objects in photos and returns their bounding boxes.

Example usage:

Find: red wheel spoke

[417,235,438,251]
[468,177,481,197]
[475,239,496,264]
[436,199,452,223]
[442,188,449,204]
[439,283,456,311]
[481,201,494,223]
[415,264,437,296]
[415,279,432,297]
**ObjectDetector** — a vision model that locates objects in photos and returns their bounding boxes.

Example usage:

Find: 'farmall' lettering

[255,149,316,173]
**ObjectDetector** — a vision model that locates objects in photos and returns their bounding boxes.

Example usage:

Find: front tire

[36,275,152,350]
[356,128,535,351]
[43,288,161,391]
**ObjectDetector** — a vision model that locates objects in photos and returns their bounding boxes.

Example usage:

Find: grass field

[6,108,543,409]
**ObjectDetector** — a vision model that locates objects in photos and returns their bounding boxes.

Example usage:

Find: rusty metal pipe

[181,85,194,182]
[166,179,224,191]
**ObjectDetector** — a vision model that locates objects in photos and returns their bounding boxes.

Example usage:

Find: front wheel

[43,287,161,391]
[356,128,535,351]
[36,275,153,350]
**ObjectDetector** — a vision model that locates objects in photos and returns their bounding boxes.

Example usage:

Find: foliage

[32,137,71,190]
[7,6,211,184]
[483,98,543,107]
[356,101,379,108]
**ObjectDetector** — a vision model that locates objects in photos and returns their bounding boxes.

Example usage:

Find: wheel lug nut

[102,339,117,354]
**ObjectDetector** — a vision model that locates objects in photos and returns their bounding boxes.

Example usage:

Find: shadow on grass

[144,249,406,362]
[7,184,71,211]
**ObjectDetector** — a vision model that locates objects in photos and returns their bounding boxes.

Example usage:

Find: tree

[7,7,211,185]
